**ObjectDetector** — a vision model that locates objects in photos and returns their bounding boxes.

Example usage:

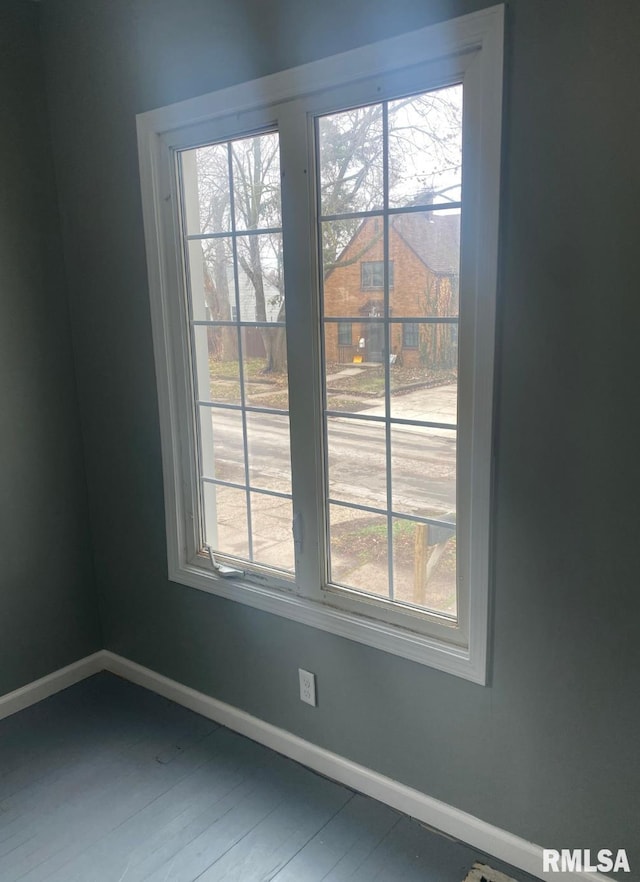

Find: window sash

[138,6,503,682]
[361,260,394,290]
[177,134,296,579]
[306,75,467,640]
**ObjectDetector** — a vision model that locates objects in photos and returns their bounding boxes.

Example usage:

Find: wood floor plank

[270,793,401,881]
[0,703,216,836]
[192,773,352,882]
[1,743,214,878]
[119,754,294,882]
[36,730,282,882]
[0,675,217,804]
[338,815,477,882]
[0,681,218,879]
[141,758,350,882]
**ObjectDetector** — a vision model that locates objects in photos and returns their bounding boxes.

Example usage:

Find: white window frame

[137,5,503,685]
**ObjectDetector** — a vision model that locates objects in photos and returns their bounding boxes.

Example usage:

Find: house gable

[323,213,459,363]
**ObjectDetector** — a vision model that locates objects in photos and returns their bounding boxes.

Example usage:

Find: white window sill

[171,561,487,684]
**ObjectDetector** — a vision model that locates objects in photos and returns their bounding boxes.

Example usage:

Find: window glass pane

[321,219,383,317]
[324,324,385,414]
[327,417,387,510]
[250,493,294,573]
[203,483,249,560]
[236,234,284,323]
[199,405,245,486]
[390,323,457,423]
[392,519,457,617]
[246,412,291,495]
[186,237,235,322]
[182,143,231,235]
[390,425,456,521]
[329,505,389,599]
[193,326,241,406]
[240,326,289,410]
[318,104,384,216]
[389,210,460,317]
[231,132,282,230]
[388,84,463,208]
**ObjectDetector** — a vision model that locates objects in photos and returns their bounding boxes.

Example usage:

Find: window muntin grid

[179,131,294,577]
[317,83,462,619]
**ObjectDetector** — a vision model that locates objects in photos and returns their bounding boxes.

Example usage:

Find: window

[179,132,292,575]
[338,322,352,346]
[402,322,420,349]
[138,7,503,683]
[361,260,393,290]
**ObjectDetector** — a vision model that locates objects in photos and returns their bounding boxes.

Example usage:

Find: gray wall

[0,1,101,694]
[39,0,640,870]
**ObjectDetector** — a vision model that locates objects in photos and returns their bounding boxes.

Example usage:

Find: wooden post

[413,523,429,605]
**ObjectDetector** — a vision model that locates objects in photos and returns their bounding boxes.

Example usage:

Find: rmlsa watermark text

[543,849,630,874]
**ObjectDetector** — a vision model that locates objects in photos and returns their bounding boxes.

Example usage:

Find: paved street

[206,383,457,609]
[208,384,456,520]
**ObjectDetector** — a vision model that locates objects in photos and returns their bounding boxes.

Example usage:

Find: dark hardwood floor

[0,673,527,881]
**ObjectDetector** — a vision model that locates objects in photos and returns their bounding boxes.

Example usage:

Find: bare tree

[232,135,286,373]
[193,144,236,361]
[319,86,462,274]
[191,84,462,374]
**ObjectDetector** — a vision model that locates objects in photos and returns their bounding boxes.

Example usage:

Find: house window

[361,260,393,290]
[338,322,352,346]
[402,322,420,349]
[138,7,504,683]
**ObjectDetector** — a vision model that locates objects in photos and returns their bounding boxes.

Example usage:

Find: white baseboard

[0,651,105,722]
[0,650,614,882]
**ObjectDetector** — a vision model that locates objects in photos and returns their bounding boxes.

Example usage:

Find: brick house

[323,211,460,367]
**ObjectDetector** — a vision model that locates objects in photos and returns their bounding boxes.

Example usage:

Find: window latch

[207,546,244,579]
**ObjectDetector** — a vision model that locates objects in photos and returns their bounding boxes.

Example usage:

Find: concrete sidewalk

[336,383,457,437]
[358,383,457,423]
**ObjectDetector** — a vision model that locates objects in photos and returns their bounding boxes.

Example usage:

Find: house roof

[391,211,460,276]
[325,209,460,282]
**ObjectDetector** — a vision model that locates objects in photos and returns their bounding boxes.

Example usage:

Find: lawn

[208,356,289,409]
[330,514,457,614]
[325,363,457,397]
[209,356,287,386]
[207,356,456,413]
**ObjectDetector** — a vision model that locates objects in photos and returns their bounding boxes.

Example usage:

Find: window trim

[137,5,504,685]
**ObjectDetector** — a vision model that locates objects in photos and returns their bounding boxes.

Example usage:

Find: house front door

[367,324,384,363]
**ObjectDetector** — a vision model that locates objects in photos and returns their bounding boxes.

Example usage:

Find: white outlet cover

[298,668,317,706]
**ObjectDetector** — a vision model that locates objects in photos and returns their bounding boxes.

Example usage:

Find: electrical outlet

[298,668,317,706]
